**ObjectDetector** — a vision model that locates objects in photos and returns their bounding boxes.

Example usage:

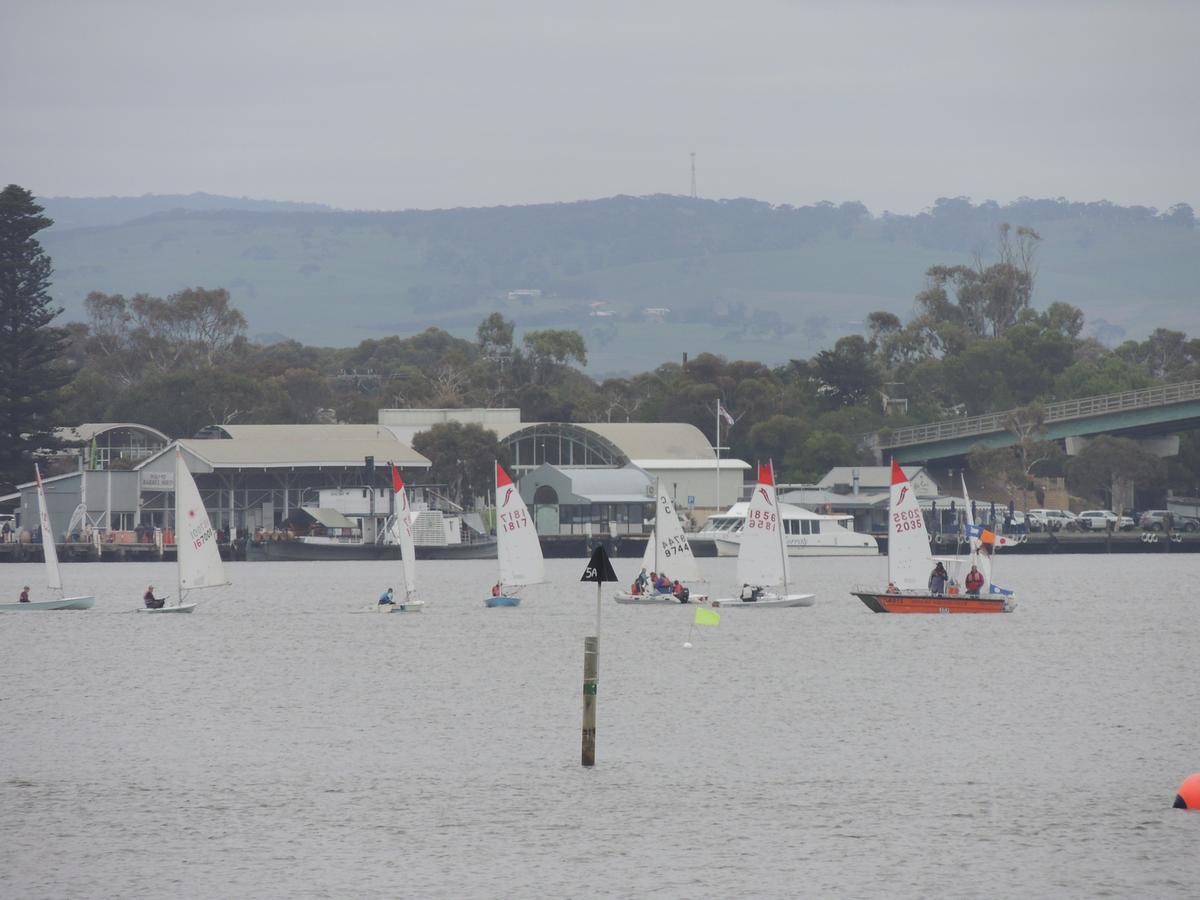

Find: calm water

[2,555,1198,898]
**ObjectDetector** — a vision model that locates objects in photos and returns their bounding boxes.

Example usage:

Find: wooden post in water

[582,635,598,767]
[579,544,617,768]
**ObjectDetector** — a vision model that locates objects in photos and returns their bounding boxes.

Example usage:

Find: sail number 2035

[892,508,923,532]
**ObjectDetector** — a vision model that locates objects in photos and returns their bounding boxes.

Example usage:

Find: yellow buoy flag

[693,607,720,626]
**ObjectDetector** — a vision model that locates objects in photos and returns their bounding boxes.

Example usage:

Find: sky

[3,0,1197,214]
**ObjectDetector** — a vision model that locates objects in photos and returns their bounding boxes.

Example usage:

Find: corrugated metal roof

[138,432,430,471]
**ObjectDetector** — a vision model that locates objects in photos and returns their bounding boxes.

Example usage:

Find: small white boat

[136,447,228,613]
[3,466,96,612]
[376,465,424,612]
[0,596,95,612]
[712,461,815,609]
[614,479,707,604]
[487,463,544,608]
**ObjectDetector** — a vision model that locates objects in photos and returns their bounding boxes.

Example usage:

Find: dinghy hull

[135,603,197,614]
[853,591,1014,614]
[0,595,95,611]
[613,591,708,605]
[485,595,521,608]
[711,592,814,609]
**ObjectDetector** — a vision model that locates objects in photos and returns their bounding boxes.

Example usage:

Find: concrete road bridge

[869,381,1200,464]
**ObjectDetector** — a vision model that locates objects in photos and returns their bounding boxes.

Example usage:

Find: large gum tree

[0,185,71,493]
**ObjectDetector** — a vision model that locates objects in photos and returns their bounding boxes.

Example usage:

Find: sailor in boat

[653,572,672,594]
[739,584,763,602]
[635,568,649,594]
[491,582,502,597]
[379,588,395,606]
[965,565,985,597]
[672,579,690,603]
[19,585,30,603]
[886,582,900,594]
[143,585,165,609]
[928,562,949,595]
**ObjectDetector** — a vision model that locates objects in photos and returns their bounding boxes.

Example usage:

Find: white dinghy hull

[136,603,197,614]
[711,592,815,609]
[0,595,96,611]
[613,591,708,605]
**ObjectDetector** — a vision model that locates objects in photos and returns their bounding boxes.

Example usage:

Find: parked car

[1139,510,1200,532]
[1027,508,1079,531]
[1077,510,1136,531]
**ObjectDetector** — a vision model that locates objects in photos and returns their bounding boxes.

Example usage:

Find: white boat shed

[135,424,431,538]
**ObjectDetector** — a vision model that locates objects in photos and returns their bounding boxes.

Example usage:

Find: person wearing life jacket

[928,562,948,595]
[379,588,395,605]
[672,579,689,603]
[965,565,985,596]
[143,585,164,609]
[19,585,30,603]
[654,572,671,593]
[635,568,649,593]
[491,583,501,597]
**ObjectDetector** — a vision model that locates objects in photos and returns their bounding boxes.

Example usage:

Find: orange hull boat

[853,591,1013,614]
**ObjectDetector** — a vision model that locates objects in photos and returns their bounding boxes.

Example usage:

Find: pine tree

[0,185,71,493]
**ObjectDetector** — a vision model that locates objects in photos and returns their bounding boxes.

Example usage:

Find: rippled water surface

[2,555,1199,898]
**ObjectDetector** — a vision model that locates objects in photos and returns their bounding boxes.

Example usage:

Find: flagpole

[715,401,721,514]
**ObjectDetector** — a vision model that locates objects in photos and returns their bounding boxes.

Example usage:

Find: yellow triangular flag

[693,607,720,626]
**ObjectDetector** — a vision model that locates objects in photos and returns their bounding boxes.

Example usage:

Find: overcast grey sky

[3,0,1197,213]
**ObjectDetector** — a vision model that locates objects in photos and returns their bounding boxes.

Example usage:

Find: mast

[772,460,789,596]
[653,478,661,573]
[176,448,183,605]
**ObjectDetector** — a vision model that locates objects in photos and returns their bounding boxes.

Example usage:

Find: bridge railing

[878,380,1200,449]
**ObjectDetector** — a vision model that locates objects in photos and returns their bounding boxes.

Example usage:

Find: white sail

[34,466,62,592]
[887,459,933,591]
[495,463,544,587]
[639,527,657,573]
[175,447,228,593]
[391,466,418,598]
[959,476,986,584]
[650,480,703,583]
[736,462,789,589]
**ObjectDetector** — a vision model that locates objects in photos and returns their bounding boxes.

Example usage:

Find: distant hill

[38,193,1200,374]
[39,192,334,232]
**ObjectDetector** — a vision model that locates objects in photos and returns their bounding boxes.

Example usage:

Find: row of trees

[4,179,1199,506]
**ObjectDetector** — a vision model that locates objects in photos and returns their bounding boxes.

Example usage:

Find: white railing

[878,381,1200,448]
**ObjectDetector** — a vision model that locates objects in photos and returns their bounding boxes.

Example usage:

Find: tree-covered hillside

[39,194,1199,374]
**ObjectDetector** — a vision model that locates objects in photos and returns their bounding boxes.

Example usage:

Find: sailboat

[0,465,95,611]
[851,460,1014,613]
[379,464,424,612]
[712,462,815,609]
[486,462,544,608]
[614,478,708,604]
[137,447,228,613]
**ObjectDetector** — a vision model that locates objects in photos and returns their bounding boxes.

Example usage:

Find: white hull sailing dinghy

[0,465,95,612]
[486,463,545,608]
[712,462,815,609]
[614,478,708,604]
[136,447,228,613]
[376,465,424,612]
